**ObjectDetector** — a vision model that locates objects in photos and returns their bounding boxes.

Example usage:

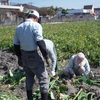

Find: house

[83,5,94,13]
[15,4,39,13]
[68,5,94,15]
[94,8,100,15]
[0,0,24,12]
[67,9,88,15]
[57,5,94,17]
[0,5,24,12]
[93,8,100,19]
[0,0,9,5]
[57,9,89,17]
[0,0,24,25]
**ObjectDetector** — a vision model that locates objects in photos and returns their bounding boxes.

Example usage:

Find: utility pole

[28,2,34,5]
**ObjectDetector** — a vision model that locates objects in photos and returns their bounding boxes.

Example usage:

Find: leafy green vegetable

[2,69,25,87]
[78,76,100,86]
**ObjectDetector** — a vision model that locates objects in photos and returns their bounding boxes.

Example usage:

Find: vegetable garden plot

[0,51,100,100]
[0,21,100,99]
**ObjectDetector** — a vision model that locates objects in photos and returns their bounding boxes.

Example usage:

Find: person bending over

[44,39,58,76]
[62,52,90,79]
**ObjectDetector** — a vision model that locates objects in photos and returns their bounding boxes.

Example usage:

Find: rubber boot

[55,61,58,71]
[26,90,33,100]
[41,92,48,100]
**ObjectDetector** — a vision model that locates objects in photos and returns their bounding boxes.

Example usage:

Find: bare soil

[0,50,100,100]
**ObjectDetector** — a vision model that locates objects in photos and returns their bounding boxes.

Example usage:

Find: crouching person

[62,52,90,79]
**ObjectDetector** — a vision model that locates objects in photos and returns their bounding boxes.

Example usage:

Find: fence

[0,15,96,26]
[41,15,95,23]
[0,17,24,26]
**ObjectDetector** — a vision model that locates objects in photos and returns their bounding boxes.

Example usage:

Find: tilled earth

[0,50,51,100]
[0,50,100,100]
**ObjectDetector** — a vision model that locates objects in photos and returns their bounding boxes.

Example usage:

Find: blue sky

[10,0,100,9]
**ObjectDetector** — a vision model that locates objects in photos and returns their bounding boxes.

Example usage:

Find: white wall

[67,9,89,14]
[0,5,24,12]
[57,9,90,17]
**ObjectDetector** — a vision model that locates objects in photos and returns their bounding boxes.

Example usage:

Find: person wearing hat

[43,39,58,76]
[62,52,90,79]
[14,10,50,100]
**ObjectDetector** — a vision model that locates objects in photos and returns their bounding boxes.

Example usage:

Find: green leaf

[56,70,63,74]
[35,89,40,94]
[61,94,69,100]
[59,84,67,93]
[9,69,13,77]
[50,91,55,99]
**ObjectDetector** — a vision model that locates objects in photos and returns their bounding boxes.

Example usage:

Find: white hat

[29,10,39,18]
[75,52,86,67]
[77,52,85,59]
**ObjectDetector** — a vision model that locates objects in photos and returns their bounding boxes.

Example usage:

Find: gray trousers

[21,51,50,93]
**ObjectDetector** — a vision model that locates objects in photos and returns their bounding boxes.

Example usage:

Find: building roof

[16,4,39,10]
[0,5,23,12]
[74,13,90,15]
[83,5,93,9]
[94,8,100,10]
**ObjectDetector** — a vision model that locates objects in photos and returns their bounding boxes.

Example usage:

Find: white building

[83,5,94,13]
[94,8,100,15]
[68,9,88,14]
[67,9,89,16]
[0,5,24,12]
[57,5,94,17]
[0,0,9,5]
[57,9,89,17]
[0,0,24,12]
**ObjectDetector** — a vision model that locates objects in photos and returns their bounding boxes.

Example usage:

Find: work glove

[44,55,51,67]
[18,56,23,66]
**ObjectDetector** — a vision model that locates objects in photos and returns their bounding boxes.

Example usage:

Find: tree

[54,7,59,13]
[12,11,25,18]
[58,7,63,10]
[61,9,68,15]
[38,7,48,16]
[38,6,56,16]
[47,6,55,16]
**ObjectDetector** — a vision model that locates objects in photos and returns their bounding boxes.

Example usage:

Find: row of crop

[0,21,100,67]
[43,21,100,67]
[0,26,15,50]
